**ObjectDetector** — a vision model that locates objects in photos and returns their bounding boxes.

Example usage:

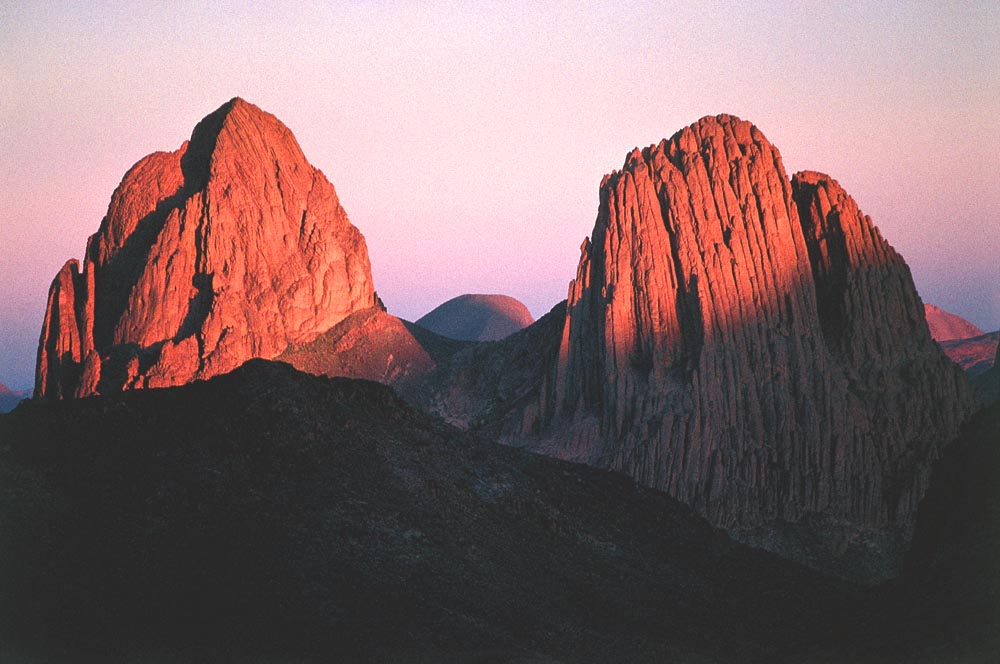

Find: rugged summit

[419,115,973,578]
[923,303,984,342]
[35,98,377,399]
[415,294,535,341]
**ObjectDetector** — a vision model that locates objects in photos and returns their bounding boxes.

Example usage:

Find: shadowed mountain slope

[2,360,863,663]
[867,399,1000,661]
[2,361,996,662]
[968,341,1000,407]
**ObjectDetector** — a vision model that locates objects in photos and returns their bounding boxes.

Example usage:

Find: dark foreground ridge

[1,361,997,662]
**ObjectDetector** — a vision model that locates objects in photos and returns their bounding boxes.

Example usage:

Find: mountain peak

[420,114,973,580]
[36,100,377,399]
[178,97,303,193]
[612,113,782,195]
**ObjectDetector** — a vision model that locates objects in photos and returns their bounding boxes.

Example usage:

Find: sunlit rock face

[480,115,972,579]
[35,98,377,399]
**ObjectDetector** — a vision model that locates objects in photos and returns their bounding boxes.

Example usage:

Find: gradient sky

[2,1,998,389]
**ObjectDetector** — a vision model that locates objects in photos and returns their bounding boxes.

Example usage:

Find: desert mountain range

[10,98,999,658]
[33,99,980,581]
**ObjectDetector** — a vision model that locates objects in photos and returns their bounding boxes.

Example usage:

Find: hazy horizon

[2,1,998,389]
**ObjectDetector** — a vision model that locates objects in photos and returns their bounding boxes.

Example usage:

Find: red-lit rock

[35,98,378,399]
[924,304,984,342]
[419,115,974,579]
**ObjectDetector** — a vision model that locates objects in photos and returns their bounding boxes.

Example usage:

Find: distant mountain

[924,303,984,341]
[0,383,29,413]
[35,98,378,400]
[415,294,534,342]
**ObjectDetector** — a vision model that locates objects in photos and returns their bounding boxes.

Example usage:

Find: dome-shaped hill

[415,294,534,342]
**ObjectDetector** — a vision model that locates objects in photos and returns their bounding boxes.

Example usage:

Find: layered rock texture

[35,98,377,399]
[924,303,983,342]
[420,115,973,579]
[415,294,535,341]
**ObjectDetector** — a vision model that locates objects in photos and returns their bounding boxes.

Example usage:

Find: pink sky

[2,1,998,389]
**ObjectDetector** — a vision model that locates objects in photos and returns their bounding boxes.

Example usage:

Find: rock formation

[416,115,973,579]
[34,98,378,399]
[415,294,535,341]
[924,303,984,342]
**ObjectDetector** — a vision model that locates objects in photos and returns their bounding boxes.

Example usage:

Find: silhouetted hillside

[1,361,997,662]
[1,360,859,662]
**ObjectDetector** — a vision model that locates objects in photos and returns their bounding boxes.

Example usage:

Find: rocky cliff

[419,115,973,579]
[35,98,377,399]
